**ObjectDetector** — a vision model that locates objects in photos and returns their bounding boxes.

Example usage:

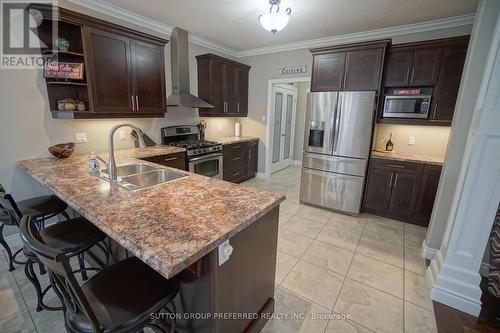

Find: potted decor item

[55,37,70,52]
[76,101,86,111]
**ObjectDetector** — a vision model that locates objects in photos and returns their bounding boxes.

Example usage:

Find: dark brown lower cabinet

[223,140,259,183]
[414,164,443,224]
[387,172,421,220]
[363,157,442,226]
[139,152,187,170]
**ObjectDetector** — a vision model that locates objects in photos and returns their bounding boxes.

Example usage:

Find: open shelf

[42,50,84,57]
[46,81,87,86]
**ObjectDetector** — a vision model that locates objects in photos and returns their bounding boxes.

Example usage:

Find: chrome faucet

[106,124,146,183]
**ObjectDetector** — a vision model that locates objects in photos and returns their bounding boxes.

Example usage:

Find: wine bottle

[386,133,394,151]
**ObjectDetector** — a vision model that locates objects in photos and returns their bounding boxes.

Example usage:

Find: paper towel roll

[235,122,241,137]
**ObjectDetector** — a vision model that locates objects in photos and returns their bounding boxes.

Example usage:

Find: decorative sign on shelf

[44,62,84,80]
[279,65,307,75]
[394,88,421,95]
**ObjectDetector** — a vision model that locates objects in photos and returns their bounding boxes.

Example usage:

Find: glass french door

[271,85,297,173]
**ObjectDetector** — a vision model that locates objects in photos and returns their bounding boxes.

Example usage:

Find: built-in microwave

[383,88,432,119]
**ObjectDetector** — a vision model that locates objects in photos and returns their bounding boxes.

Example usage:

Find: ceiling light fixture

[259,0,292,34]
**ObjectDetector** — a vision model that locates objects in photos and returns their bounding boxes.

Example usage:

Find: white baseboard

[426,250,482,316]
[480,262,490,277]
[255,172,268,179]
[421,239,438,260]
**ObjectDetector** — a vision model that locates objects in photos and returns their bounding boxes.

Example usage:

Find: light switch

[261,115,266,123]
[74,132,88,144]
[218,125,222,133]
[408,136,416,145]
[119,130,126,140]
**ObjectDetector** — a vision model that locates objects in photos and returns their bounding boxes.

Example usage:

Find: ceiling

[100,0,478,51]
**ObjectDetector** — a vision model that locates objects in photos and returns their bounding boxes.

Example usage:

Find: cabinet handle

[432,104,438,119]
[131,96,135,112]
[410,68,415,83]
[163,157,178,162]
[248,149,251,160]
[232,157,240,161]
[237,102,240,113]
[393,174,399,188]
[232,172,240,177]
[135,96,139,112]
[387,164,406,169]
[232,145,240,149]
[225,101,228,113]
[343,72,347,89]
[389,172,394,188]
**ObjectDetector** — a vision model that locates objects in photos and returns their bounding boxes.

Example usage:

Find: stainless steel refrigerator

[299,91,376,215]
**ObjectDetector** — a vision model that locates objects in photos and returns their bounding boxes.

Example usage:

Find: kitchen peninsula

[17,146,284,333]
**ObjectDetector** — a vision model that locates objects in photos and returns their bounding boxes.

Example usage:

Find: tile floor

[0,165,434,333]
[245,166,435,333]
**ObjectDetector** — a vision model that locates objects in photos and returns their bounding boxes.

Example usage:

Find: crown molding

[237,13,475,57]
[63,0,474,59]
[63,0,240,58]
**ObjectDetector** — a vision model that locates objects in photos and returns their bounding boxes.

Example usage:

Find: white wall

[424,0,500,255]
[240,25,473,174]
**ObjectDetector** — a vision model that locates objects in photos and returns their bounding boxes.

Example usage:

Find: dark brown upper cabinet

[83,27,166,117]
[410,48,443,86]
[131,40,166,114]
[311,53,345,91]
[384,46,442,87]
[35,5,167,119]
[196,54,251,117]
[384,49,413,86]
[310,40,389,92]
[378,36,469,126]
[429,37,469,124]
[84,28,133,114]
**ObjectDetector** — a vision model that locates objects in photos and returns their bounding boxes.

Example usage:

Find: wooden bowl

[48,142,75,158]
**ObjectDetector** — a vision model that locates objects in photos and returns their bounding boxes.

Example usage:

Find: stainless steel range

[162,125,223,179]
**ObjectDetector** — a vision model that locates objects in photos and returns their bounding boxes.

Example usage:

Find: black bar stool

[20,216,180,333]
[0,183,70,271]
[1,190,110,312]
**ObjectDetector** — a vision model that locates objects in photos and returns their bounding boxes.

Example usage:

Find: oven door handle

[189,153,223,162]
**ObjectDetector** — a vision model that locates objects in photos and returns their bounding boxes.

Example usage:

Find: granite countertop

[371,150,444,165]
[18,145,284,279]
[211,136,260,145]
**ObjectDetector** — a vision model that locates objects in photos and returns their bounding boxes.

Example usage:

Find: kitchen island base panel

[176,206,279,333]
[87,206,279,333]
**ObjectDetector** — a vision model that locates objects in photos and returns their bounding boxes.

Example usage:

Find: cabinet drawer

[370,158,424,174]
[223,165,247,183]
[141,152,186,170]
[223,142,247,161]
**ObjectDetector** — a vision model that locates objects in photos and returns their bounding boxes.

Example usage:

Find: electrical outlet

[408,136,416,145]
[218,125,222,133]
[119,130,126,140]
[74,133,88,144]
[261,115,266,123]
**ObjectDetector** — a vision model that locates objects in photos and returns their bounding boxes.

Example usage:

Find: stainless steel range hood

[167,27,214,108]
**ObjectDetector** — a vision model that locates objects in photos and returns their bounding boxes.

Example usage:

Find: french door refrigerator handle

[333,94,342,152]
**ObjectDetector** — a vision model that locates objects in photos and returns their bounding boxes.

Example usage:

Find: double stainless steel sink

[100,163,187,190]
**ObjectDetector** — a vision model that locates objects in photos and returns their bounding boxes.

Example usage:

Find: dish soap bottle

[88,152,100,174]
[385,133,394,152]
